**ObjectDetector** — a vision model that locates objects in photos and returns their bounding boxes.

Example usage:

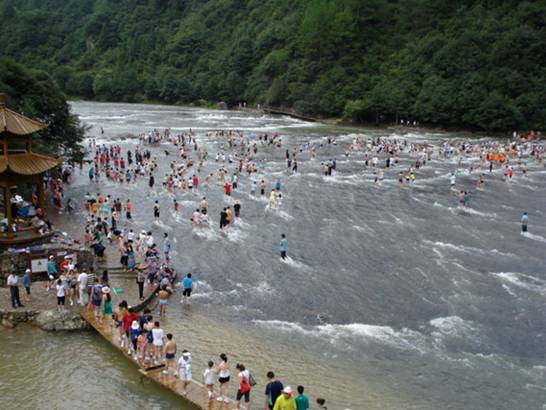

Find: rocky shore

[0,308,89,330]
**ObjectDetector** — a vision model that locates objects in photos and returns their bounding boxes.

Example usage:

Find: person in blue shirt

[181,273,193,304]
[47,255,58,291]
[279,234,288,259]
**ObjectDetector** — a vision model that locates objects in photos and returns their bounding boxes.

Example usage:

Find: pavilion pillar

[37,175,45,212]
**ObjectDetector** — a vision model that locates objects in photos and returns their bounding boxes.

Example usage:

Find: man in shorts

[163,333,177,376]
[158,286,169,316]
[181,273,193,304]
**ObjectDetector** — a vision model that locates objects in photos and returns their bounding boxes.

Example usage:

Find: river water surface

[2,101,545,410]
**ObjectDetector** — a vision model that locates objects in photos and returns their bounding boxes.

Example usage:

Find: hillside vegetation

[1,0,545,131]
[0,58,84,158]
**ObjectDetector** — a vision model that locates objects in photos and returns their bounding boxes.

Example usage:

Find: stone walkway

[0,275,145,313]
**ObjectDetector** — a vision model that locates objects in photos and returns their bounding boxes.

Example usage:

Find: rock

[1,318,16,328]
[34,310,90,331]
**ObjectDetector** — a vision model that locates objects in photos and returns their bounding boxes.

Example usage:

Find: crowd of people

[6,123,546,410]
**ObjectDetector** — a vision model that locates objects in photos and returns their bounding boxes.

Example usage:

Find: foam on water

[279,256,310,269]
[252,320,429,353]
[521,232,546,243]
[152,220,173,231]
[491,272,546,296]
[351,224,375,234]
[423,240,514,257]
[433,202,498,218]
[223,227,248,243]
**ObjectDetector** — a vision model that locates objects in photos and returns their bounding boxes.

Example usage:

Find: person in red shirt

[224,182,232,196]
[122,309,140,340]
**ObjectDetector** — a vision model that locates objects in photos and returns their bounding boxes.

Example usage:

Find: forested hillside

[0,0,545,131]
[0,58,84,158]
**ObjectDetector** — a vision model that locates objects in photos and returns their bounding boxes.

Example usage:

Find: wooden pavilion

[0,93,62,245]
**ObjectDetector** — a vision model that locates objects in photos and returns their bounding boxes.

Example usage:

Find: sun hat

[102,286,111,294]
[283,386,292,394]
[131,320,140,330]
[25,269,31,273]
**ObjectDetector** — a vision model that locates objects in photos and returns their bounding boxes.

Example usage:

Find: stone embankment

[0,308,89,330]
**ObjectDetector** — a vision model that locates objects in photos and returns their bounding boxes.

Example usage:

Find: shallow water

[7,101,546,409]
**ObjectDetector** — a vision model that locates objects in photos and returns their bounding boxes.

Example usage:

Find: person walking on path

[136,268,146,300]
[215,353,231,403]
[264,371,284,410]
[177,350,192,395]
[22,269,32,301]
[521,212,528,232]
[273,386,297,410]
[163,333,177,376]
[295,386,309,410]
[279,234,288,259]
[158,286,169,317]
[203,360,215,399]
[235,363,251,410]
[7,272,24,308]
[77,270,88,306]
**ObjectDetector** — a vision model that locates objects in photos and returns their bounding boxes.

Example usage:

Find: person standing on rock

[7,272,24,308]
[22,269,32,301]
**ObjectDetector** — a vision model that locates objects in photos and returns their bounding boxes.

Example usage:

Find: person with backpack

[235,363,251,410]
[90,279,103,320]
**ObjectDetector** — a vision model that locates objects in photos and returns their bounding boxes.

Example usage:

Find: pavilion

[0,93,62,245]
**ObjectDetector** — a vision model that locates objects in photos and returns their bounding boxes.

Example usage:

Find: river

[2,101,545,410]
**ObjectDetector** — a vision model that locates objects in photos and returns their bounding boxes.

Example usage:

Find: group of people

[104,295,327,410]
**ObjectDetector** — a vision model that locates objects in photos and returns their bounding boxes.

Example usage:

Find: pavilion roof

[0,94,48,136]
[0,152,62,175]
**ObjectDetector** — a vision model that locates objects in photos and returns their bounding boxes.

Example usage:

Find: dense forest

[0,58,85,159]
[0,0,545,131]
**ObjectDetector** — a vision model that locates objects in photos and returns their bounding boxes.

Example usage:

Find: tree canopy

[0,58,85,159]
[1,0,545,131]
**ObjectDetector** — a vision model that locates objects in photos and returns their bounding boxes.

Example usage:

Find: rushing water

[3,101,546,410]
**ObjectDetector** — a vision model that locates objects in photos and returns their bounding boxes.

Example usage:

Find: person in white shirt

[203,360,215,398]
[151,321,164,363]
[127,229,135,243]
[77,271,88,305]
[56,279,66,311]
[7,273,23,308]
[176,350,192,395]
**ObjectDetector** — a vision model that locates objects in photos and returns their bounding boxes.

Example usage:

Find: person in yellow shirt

[273,386,297,410]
